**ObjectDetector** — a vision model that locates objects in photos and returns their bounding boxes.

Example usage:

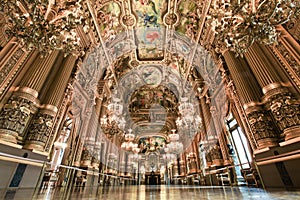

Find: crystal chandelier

[0,0,91,56]
[100,115,122,136]
[101,97,126,132]
[208,0,300,56]
[121,129,140,152]
[164,129,184,155]
[178,97,194,123]
[176,98,202,138]
[107,97,125,128]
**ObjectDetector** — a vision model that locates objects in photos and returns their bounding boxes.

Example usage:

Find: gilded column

[199,94,216,167]
[210,102,231,166]
[221,66,258,150]
[81,108,99,167]
[179,153,186,176]
[223,50,278,149]
[186,144,198,174]
[245,43,300,140]
[0,51,59,144]
[74,109,92,167]
[24,55,76,151]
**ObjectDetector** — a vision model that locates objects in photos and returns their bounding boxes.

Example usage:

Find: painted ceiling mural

[82,0,218,142]
[132,0,168,60]
[176,0,201,41]
[96,1,124,42]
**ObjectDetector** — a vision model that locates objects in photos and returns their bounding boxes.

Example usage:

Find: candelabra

[0,0,91,56]
[208,0,300,56]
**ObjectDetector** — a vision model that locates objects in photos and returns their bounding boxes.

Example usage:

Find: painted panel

[176,0,200,40]
[132,0,168,60]
[96,2,124,43]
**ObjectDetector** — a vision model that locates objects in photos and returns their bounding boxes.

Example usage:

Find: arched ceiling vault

[77,0,220,142]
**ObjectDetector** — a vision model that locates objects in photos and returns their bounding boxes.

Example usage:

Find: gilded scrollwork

[25,113,54,150]
[267,93,300,131]
[247,110,278,142]
[0,95,37,141]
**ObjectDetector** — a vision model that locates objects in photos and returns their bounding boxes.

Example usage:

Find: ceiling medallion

[122,14,136,27]
[141,66,162,87]
[164,13,178,26]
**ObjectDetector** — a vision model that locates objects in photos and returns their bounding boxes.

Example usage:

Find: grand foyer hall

[0,0,300,199]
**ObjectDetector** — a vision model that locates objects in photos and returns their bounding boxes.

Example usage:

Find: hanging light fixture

[100,96,126,135]
[178,97,194,123]
[208,0,300,56]
[164,129,184,155]
[121,129,140,152]
[0,0,91,56]
[176,98,202,138]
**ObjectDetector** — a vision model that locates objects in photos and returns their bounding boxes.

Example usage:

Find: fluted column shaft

[74,110,93,167]
[81,108,99,167]
[24,55,77,151]
[245,43,300,140]
[223,50,279,149]
[0,51,59,144]
[223,51,262,105]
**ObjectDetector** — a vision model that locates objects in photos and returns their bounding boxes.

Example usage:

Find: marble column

[0,50,59,144]
[245,43,300,140]
[23,55,77,151]
[223,50,279,149]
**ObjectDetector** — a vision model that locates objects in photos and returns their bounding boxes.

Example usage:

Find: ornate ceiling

[72,0,219,148]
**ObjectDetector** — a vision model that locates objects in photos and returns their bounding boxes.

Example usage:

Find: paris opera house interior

[0,0,300,199]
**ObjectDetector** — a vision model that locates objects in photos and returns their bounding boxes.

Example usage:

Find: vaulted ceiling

[76,0,219,145]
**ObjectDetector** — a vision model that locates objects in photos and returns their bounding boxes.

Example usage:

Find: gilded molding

[40,104,58,115]
[243,102,263,114]
[15,86,39,99]
[262,82,283,95]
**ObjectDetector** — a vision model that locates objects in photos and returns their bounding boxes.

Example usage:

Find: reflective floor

[1,185,300,200]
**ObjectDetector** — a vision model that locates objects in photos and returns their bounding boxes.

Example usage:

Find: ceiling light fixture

[208,0,300,56]
[1,0,91,56]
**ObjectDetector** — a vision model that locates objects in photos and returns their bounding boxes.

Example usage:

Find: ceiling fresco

[79,0,218,145]
[96,1,124,42]
[132,0,168,60]
[176,0,201,41]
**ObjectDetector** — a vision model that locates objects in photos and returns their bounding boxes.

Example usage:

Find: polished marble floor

[1,185,300,200]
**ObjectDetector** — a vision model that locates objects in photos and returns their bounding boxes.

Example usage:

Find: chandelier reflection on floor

[0,0,91,56]
[208,0,300,56]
